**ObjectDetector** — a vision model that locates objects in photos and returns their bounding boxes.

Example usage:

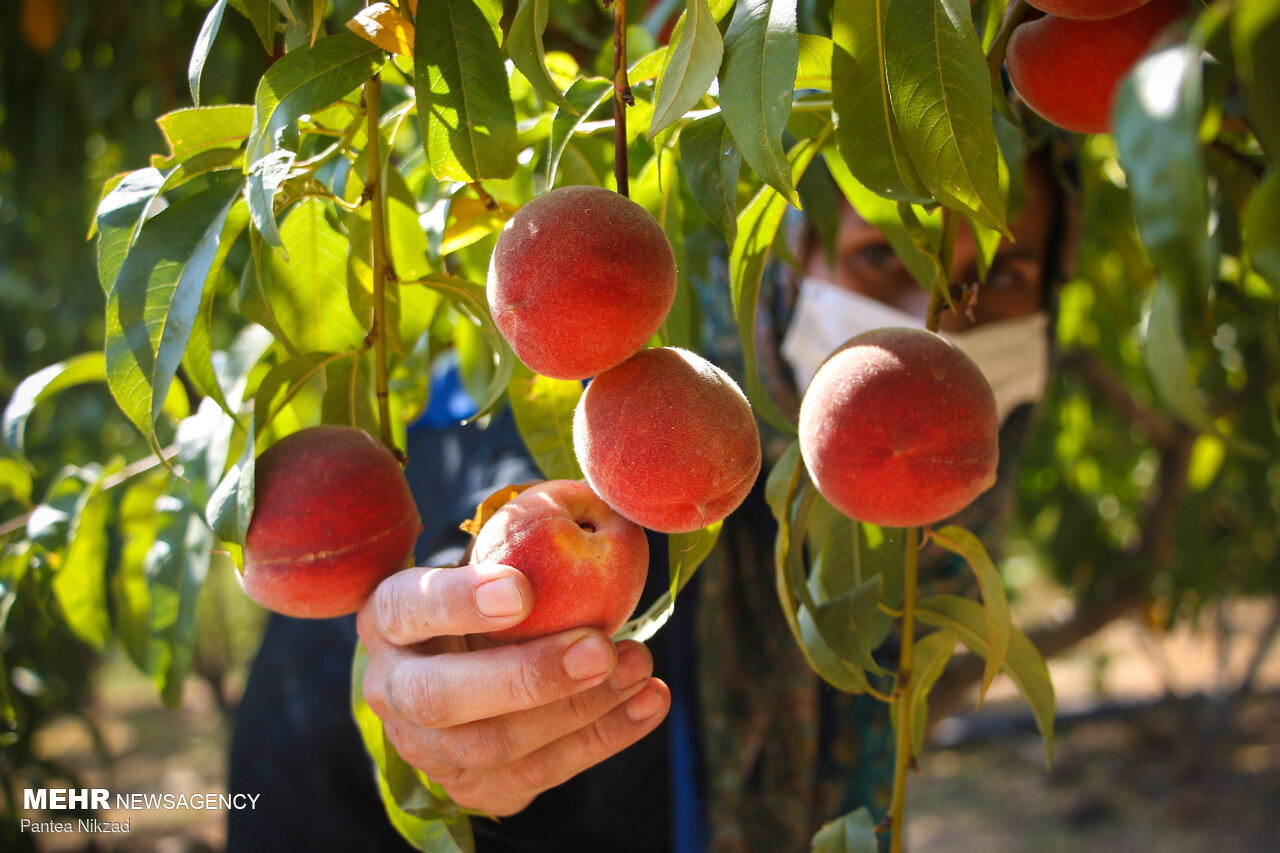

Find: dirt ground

[8,597,1280,852]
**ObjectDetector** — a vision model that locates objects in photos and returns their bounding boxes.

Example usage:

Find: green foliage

[2,0,1279,850]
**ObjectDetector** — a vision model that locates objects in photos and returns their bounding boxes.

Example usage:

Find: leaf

[883,0,1007,233]
[614,521,723,644]
[207,417,256,562]
[649,0,724,139]
[1244,168,1280,294]
[1232,0,1280,157]
[680,109,741,243]
[3,353,107,457]
[0,459,32,508]
[415,0,519,181]
[348,2,416,55]
[916,594,1055,767]
[259,197,369,353]
[547,78,613,188]
[247,31,383,167]
[105,177,243,445]
[113,475,168,674]
[190,0,230,107]
[1113,35,1216,298]
[56,459,125,649]
[245,148,296,249]
[795,32,833,90]
[730,133,826,434]
[183,200,252,418]
[253,352,345,437]
[898,628,957,756]
[929,525,1010,703]
[830,0,930,203]
[230,0,279,52]
[506,362,583,481]
[810,806,878,853]
[155,105,256,168]
[719,0,799,204]
[506,0,574,112]
[96,168,167,292]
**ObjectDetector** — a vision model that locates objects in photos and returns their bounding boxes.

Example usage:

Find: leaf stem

[611,0,632,197]
[887,524,920,852]
[926,208,960,332]
[364,74,396,456]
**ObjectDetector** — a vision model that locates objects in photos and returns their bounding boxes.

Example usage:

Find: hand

[356,563,671,816]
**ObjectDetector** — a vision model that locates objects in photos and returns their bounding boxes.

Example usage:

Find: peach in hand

[472,480,650,644]
[486,185,677,381]
[798,328,999,528]
[573,347,762,534]
[242,425,423,619]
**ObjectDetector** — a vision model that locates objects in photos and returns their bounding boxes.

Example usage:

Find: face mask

[781,276,1051,423]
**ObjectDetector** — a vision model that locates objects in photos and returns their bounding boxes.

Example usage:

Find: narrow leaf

[883,0,1007,233]
[348,2,416,55]
[681,113,741,243]
[96,168,167,293]
[1244,168,1280,293]
[615,521,723,643]
[506,361,584,481]
[1232,0,1280,156]
[3,354,107,457]
[811,807,878,853]
[413,274,514,422]
[56,460,125,648]
[650,0,724,139]
[930,525,1010,703]
[190,0,230,106]
[415,0,519,181]
[719,0,799,204]
[547,78,613,188]
[506,0,574,111]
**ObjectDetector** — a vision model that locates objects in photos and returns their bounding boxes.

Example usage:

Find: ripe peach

[1006,0,1192,134]
[573,347,762,534]
[1026,0,1153,19]
[473,480,649,644]
[486,185,677,381]
[798,328,999,528]
[242,426,422,619]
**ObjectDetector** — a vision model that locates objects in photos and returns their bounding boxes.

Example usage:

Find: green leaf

[245,149,296,249]
[506,361,584,481]
[830,0,930,203]
[155,105,255,168]
[681,113,741,243]
[413,274,514,422]
[113,475,167,670]
[883,0,1007,233]
[916,594,1055,767]
[183,200,252,418]
[247,31,382,167]
[810,806,878,853]
[719,0,799,205]
[96,168,166,293]
[105,177,244,444]
[3,353,108,457]
[1232,0,1280,157]
[190,0,230,107]
[56,459,125,649]
[259,197,369,353]
[0,459,32,508]
[253,352,345,437]
[615,521,722,644]
[415,0,519,181]
[547,78,613,188]
[230,0,279,52]
[1244,168,1280,294]
[1114,35,1215,298]
[650,0,724,139]
[207,418,256,561]
[930,525,1010,703]
[795,32,833,90]
[896,627,957,757]
[506,0,574,112]
[730,133,826,434]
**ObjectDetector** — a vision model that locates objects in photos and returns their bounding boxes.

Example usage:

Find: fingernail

[562,634,614,681]
[475,576,523,618]
[626,687,665,722]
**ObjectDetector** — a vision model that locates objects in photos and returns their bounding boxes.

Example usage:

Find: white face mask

[781,276,1051,423]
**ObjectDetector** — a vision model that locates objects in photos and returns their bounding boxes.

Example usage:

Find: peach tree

[1,0,1278,851]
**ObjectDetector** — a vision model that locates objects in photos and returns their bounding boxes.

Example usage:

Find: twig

[610,0,632,197]
[363,74,397,458]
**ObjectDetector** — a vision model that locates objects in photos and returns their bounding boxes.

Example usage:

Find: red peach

[1026,0,1153,19]
[486,185,677,381]
[798,328,999,528]
[473,480,649,644]
[1007,0,1192,134]
[242,426,422,619]
[573,347,762,534]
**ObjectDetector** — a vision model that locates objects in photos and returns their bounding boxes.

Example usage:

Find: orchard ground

[10,575,1280,853]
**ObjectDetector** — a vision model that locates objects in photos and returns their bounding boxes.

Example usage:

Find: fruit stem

[926,208,960,333]
[364,74,396,455]
[887,524,920,853]
[611,0,632,197]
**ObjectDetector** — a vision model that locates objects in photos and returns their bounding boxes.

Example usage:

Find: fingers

[358,563,532,647]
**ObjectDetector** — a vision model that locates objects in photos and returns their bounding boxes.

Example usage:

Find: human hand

[356,563,670,816]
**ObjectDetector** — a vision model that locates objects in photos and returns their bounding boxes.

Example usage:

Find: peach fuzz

[1006,0,1192,134]
[486,185,677,381]
[1026,0,1153,19]
[573,347,762,534]
[242,426,422,619]
[472,480,649,644]
[798,328,999,529]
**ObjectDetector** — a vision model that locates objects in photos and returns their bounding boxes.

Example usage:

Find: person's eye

[851,242,902,274]
[985,264,1029,292]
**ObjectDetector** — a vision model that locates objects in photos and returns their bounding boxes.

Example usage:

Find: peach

[473,480,649,644]
[486,185,677,381]
[1007,0,1192,134]
[1026,0,1153,19]
[242,426,422,619]
[798,328,999,528]
[573,347,762,534]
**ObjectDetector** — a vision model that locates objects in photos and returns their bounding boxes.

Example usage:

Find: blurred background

[1,1,1277,851]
